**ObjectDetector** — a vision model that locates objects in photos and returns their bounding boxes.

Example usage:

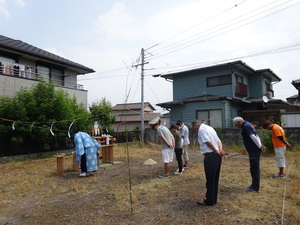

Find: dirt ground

[0,144,299,225]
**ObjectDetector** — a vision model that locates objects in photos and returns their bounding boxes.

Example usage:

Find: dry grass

[0,144,299,225]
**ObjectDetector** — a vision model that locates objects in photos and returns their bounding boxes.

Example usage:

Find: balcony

[0,62,84,90]
[0,62,87,107]
[235,82,248,97]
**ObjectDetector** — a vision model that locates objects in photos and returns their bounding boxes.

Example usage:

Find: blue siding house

[156,60,285,128]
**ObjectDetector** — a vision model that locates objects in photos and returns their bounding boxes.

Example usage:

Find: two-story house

[282,79,300,127]
[0,35,94,107]
[156,60,294,128]
[112,102,160,131]
[286,79,300,106]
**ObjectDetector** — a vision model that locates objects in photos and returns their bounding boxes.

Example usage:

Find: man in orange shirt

[262,121,291,178]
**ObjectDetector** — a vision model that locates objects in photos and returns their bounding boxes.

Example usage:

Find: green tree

[89,97,115,132]
[0,81,91,155]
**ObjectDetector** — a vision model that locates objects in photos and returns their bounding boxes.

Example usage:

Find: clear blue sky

[1,0,300,112]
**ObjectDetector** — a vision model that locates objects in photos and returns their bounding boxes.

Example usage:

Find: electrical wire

[146,41,300,76]
[145,0,248,51]
[146,1,299,61]
[146,0,282,57]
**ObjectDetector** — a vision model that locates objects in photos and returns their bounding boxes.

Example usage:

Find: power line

[146,1,299,61]
[77,41,300,81]
[80,1,300,83]
[145,0,284,58]
[147,41,300,76]
[145,0,248,51]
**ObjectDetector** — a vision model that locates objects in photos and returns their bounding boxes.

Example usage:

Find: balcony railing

[0,63,84,90]
[235,82,248,97]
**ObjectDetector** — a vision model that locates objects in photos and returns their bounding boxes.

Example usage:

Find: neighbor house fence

[1,128,299,157]
[144,127,300,147]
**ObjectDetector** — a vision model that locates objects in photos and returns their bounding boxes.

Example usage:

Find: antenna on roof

[262,96,269,103]
[262,96,269,109]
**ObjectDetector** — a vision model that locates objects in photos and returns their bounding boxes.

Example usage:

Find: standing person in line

[233,117,266,192]
[191,120,225,206]
[262,121,291,178]
[176,120,190,169]
[152,123,175,178]
[73,128,100,177]
[170,124,184,175]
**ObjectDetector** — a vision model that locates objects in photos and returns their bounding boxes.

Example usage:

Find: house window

[0,55,16,63]
[235,75,247,97]
[265,82,273,97]
[37,65,50,81]
[207,74,231,87]
[196,109,222,128]
[0,55,17,75]
[236,75,243,83]
[36,64,64,86]
[51,68,64,87]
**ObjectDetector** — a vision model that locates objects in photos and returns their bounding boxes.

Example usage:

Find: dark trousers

[204,152,222,206]
[174,148,183,172]
[247,148,261,191]
[80,153,87,173]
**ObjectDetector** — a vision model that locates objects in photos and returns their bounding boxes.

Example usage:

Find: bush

[258,128,273,153]
[0,81,92,156]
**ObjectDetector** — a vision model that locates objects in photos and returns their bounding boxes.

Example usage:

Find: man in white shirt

[191,120,225,206]
[176,120,190,169]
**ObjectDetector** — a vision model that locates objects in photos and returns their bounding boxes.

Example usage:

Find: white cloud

[92,2,139,42]
[0,0,25,20]
[0,0,10,20]
[15,0,25,8]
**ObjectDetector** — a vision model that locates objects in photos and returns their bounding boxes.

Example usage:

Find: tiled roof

[0,35,94,74]
[115,113,160,122]
[112,102,155,111]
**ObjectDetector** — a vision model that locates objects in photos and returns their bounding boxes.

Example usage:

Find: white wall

[0,75,87,107]
[282,114,300,127]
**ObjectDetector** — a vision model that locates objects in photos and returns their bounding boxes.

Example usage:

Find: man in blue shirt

[233,117,266,192]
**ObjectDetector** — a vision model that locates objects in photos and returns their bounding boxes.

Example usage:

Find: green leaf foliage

[89,97,115,132]
[0,81,91,155]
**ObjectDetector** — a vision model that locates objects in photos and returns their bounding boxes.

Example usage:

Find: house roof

[157,95,251,108]
[115,113,160,122]
[255,69,281,83]
[0,35,94,74]
[157,94,293,108]
[159,60,281,83]
[292,79,300,90]
[112,102,156,111]
[286,94,299,99]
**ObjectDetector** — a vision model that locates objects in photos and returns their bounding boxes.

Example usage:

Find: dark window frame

[36,62,65,87]
[207,74,232,87]
[0,53,18,63]
[196,109,223,127]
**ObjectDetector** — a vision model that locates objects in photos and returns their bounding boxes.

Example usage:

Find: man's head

[176,120,183,127]
[233,117,244,128]
[191,120,201,132]
[152,123,159,131]
[170,124,179,132]
[262,121,272,130]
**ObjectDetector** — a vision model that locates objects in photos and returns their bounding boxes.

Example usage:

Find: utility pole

[140,48,145,142]
[133,48,148,142]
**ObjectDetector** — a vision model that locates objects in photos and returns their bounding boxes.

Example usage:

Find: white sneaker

[79,172,89,177]
[174,171,183,175]
[176,168,184,172]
